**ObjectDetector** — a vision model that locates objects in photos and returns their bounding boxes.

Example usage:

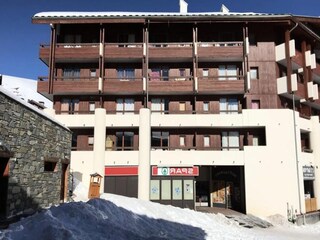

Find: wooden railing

[197,41,243,47]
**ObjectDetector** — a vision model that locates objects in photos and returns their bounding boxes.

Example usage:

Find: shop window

[183,180,194,200]
[117,68,135,81]
[204,136,210,147]
[61,99,79,114]
[44,161,57,172]
[116,132,134,151]
[221,131,239,151]
[161,180,171,200]
[151,98,169,114]
[151,131,169,150]
[250,67,259,80]
[218,65,237,80]
[220,98,238,114]
[172,180,182,200]
[150,180,160,200]
[116,98,134,114]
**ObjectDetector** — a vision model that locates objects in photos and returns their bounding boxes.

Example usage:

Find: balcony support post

[48,24,57,94]
[285,29,293,93]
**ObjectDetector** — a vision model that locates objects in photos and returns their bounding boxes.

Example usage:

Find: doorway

[0,158,9,217]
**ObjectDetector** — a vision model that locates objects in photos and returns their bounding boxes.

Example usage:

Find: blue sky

[1,0,320,80]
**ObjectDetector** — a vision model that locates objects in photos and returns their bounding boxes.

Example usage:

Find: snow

[1,181,320,239]
[1,75,52,108]
[33,11,270,19]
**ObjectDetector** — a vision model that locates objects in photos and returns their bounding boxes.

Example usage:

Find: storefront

[150,166,199,209]
[196,166,246,213]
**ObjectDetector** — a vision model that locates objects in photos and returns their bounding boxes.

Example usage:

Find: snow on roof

[33,11,286,19]
[1,75,52,108]
[0,86,69,131]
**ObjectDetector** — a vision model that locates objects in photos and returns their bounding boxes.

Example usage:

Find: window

[179,102,186,112]
[222,131,240,150]
[251,100,260,109]
[203,102,209,112]
[116,98,134,114]
[151,131,169,149]
[250,67,259,79]
[179,136,186,146]
[218,65,237,80]
[61,99,79,114]
[64,34,81,43]
[44,161,57,172]
[204,136,210,147]
[203,69,209,78]
[220,98,238,114]
[63,68,80,80]
[90,69,97,78]
[150,68,169,81]
[116,131,134,151]
[151,98,169,114]
[117,69,135,81]
[89,102,95,113]
[88,136,94,146]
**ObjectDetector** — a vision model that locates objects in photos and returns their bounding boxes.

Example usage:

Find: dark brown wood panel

[198,46,243,61]
[103,80,143,94]
[149,47,192,60]
[149,81,194,94]
[52,80,99,93]
[198,80,244,94]
[105,46,143,60]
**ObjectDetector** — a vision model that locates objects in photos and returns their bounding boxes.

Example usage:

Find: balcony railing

[148,76,193,82]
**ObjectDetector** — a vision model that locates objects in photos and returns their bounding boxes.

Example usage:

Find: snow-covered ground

[1,182,320,239]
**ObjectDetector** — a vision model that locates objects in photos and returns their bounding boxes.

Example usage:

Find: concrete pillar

[138,108,151,200]
[93,108,106,193]
[311,116,320,209]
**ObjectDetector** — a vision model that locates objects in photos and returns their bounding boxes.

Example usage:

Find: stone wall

[0,92,72,218]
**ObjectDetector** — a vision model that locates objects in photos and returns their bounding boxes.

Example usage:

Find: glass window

[161,180,171,200]
[63,68,80,80]
[150,180,160,200]
[203,102,209,112]
[90,69,96,77]
[115,131,134,150]
[204,136,210,147]
[179,102,186,111]
[222,131,239,150]
[203,69,209,78]
[179,136,185,146]
[151,131,169,149]
[172,180,182,200]
[88,136,94,146]
[116,98,134,114]
[89,102,95,112]
[61,99,79,114]
[117,69,135,81]
[250,67,259,79]
[220,98,238,114]
[251,100,260,109]
[184,180,194,200]
[218,65,237,80]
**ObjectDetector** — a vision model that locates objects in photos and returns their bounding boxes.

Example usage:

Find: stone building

[0,86,72,220]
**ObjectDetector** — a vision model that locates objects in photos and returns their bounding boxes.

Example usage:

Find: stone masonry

[0,90,72,218]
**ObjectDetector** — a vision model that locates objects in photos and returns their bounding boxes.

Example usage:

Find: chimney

[220,4,230,13]
[179,0,188,14]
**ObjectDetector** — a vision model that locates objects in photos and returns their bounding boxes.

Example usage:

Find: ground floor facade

[49,108,320,218]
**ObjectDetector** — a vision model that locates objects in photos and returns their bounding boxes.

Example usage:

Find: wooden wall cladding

[148,81,194,93]
[198,80,244,94]
[198,46,243,61]
[149,47,192,60]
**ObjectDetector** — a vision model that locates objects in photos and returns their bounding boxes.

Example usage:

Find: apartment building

[32,5,320,218]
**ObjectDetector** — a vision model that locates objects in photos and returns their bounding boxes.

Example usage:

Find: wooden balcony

[197,77,245,94]
[39,43,100,64]
[148,43,193,61]
[104,43,143,61]
[103,78,143,94]
[37,77,99,94]
[148,76,194,94]
[197,42,243,61]
[295,82,307,99]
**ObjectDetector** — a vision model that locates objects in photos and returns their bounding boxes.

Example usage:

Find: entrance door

[211,180,234,209]
[60,163,69,202]
[0,158,9,217]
